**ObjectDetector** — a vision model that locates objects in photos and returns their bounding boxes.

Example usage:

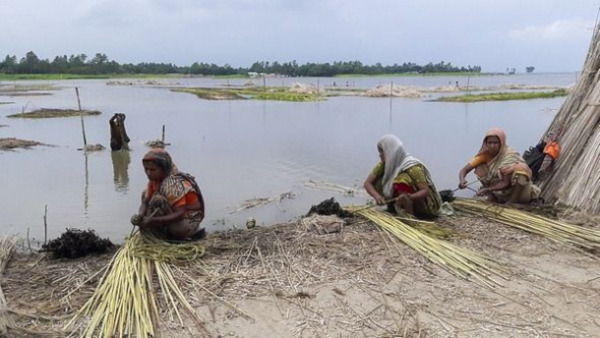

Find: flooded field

[0,73,575,243]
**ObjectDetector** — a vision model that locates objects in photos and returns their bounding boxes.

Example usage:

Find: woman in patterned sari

[364,134,442,218]
[458,128,540,203]
[130,149,205,240]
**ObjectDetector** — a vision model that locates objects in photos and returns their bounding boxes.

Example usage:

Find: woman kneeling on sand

[458,128,540,204]
[364,134,442,218]
[131,149,205,241]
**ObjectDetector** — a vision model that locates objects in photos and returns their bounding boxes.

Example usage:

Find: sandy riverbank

[2,204,600,337]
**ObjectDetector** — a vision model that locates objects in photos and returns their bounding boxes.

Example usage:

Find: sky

[1,0,599,72]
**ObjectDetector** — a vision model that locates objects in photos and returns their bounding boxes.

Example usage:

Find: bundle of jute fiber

[453,199,600,250]
[349,207,509,288]
[0,236,20,335]
[539,18,600,214]
[66,230,208,337]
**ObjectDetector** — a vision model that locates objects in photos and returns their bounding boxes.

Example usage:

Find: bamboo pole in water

[76,87,88,147]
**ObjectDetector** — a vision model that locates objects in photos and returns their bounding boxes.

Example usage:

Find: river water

[0,73,576,243]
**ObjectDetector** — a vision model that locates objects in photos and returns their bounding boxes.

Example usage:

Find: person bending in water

[131,149,205,240]
[364,134,442,218]
[109,113,130,151]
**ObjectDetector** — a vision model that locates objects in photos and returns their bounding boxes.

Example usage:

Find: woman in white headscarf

[364,135,442,218]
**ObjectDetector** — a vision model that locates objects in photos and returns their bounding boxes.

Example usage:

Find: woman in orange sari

[130,149,205,240]
[458,128,540,203]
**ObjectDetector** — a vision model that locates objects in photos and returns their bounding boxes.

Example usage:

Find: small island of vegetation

[435,89,568,103]
[7,108,101,119]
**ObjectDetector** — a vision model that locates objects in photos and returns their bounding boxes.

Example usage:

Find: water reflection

[84,152,89,212]
[111,150,131,192]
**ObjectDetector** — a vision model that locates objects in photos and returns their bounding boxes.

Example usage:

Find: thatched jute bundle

[66,230,208,337]
[540,19,600,213]
[0,236,19,335]
[349,207,509,288]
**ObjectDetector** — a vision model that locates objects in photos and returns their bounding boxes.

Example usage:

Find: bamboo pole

[76,87,88,147]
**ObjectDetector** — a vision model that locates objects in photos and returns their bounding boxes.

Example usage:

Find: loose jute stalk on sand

[66,230,208,337]
[453,199,600,250]
[349,207,509,288]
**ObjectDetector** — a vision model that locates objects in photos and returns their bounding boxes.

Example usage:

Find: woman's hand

[375,195,387,205]
[130,214,142,226]
[477,187,491,196]
[458,179,468,189]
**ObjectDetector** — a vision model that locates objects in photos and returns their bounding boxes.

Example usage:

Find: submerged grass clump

[7,108,101,118]
[436,89,568,102]
[254,91,321,102]
[172,86,322,102]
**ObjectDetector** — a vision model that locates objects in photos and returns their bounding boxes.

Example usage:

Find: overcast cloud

[1,0,598,72]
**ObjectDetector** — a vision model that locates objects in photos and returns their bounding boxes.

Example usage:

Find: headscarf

[142,149,196,206]
[143,148,175,174]
[378,135,421,198]
[477,128,531,183]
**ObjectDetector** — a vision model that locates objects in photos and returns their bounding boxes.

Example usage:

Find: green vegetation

[172,86,322,102]
[254,91,321,102]
[436,89,568,102]
[0,73,181,81]
[7,108,101,119]
[1,51,481,78]
[0,83,58,92]
[334,71,481,78]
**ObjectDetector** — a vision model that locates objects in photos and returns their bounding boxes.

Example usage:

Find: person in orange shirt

[538,132,561,180]
[458,128,540,203]
[131,149,205,241]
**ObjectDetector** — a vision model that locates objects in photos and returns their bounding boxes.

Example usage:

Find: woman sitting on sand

[130,149,205,241]
[458,128,540,204]
[364,134,442,218]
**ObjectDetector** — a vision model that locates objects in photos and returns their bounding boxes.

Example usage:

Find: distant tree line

[0,51,481,77]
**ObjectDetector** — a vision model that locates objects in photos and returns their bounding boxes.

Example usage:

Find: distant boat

[526,66,535,73]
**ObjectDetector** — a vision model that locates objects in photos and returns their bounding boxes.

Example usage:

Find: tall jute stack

[540,15,600,214]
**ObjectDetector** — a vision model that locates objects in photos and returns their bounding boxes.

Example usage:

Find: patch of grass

[0,83,59,92]
[254,91,321,102]
[335,71,483,78]
[7,108,101,118]
[0,137,45,150]
[172,87,247,100]
[172,86,322,102]
[436,89,568,102]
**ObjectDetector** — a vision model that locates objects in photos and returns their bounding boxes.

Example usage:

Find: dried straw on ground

[540,18,600,213]
[2,212,600,337]
[351,208,509,288]
[453,199,600,251]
